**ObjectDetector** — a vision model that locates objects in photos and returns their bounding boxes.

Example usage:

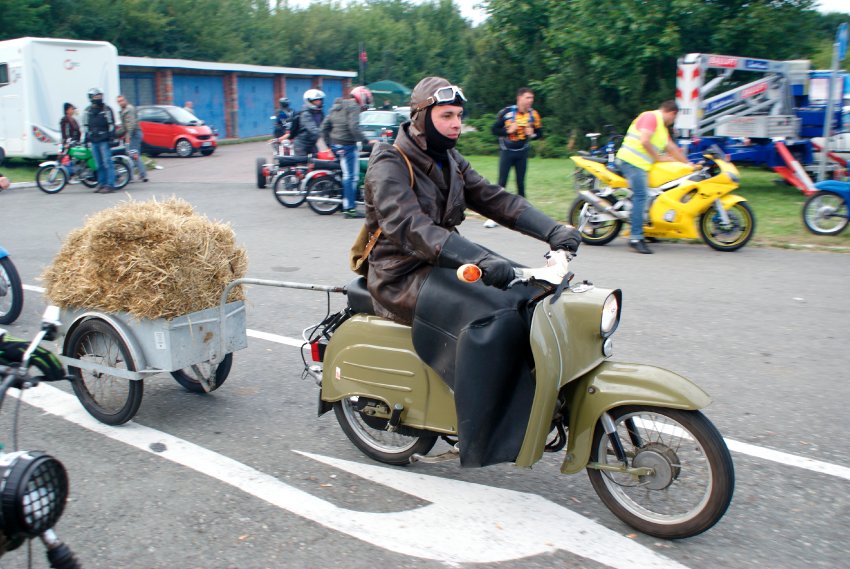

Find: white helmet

[303,89,325,104]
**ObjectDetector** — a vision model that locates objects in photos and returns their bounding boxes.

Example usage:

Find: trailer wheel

[67,319,143,425]
[171,353,233,393]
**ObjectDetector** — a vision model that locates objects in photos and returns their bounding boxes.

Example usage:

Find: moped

[35,142,131,194]
[0,307,82,567]
[569,146,755,251]
[305,251,735,539]
[0,246,23,325]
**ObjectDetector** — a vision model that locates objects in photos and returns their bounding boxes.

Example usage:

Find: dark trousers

[498,147,530,197]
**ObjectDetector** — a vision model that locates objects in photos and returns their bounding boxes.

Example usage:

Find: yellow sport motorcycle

[305,251,735,539]
[568,147,755,251]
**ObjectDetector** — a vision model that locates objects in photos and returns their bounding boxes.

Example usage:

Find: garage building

[118,55,357,139]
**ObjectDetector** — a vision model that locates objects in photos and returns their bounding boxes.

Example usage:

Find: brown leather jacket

[364,123,531,324]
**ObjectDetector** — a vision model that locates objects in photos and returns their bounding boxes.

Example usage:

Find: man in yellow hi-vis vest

[615,100,691,254]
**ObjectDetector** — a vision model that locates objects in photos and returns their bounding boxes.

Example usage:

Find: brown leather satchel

[349,145,414,275]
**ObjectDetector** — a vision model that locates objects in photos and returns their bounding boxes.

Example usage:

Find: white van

[0,37,120,161]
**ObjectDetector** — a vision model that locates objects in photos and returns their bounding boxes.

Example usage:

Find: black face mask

[424,107,458,161]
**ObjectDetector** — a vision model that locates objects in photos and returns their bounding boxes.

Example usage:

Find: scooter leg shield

[559,360,711,475]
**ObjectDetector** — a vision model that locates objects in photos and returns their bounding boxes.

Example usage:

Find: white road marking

[17,385,686,568]
[21,282,850,481]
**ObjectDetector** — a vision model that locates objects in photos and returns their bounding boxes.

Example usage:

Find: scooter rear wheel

[586,405,734,539]
[568,196,623,245]
[333,397,437,465]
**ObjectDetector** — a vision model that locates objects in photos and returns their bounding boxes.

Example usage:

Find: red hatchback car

[137,105,217,157]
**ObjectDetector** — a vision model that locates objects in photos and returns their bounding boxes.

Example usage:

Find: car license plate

[363,131,376,137]
[202,141,212,147]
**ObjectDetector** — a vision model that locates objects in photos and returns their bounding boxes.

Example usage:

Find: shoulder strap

[361,144,415,258]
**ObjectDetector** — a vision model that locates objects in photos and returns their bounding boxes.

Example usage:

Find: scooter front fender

[560,361,711,475]
[38,160,59,168]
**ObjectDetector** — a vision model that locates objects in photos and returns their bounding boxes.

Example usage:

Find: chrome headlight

[0,451,69,539]
[600,290,622,338]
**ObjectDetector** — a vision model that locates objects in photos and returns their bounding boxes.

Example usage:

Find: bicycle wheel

[273,169,308,208]
[66,319,143,425]
[306,176,343,215]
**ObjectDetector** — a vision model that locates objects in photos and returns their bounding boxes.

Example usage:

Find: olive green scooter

[307,251,734,539]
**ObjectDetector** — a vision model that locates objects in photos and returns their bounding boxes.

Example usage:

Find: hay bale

[43,197,248,320]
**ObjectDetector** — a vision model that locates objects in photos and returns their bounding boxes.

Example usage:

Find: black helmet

[87,87,103,102]
[279,97,290,109]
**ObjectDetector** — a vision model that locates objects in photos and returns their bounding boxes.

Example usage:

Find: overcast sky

[285,1,847,27]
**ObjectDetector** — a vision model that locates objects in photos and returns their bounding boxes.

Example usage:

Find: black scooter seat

[346,277,376,315]
[312,159,341,170]
[276,155,308,167]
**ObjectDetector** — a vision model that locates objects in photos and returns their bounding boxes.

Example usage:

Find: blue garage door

[237,76,274,137]
[119,72,156,106]
[286,78,313,112]
[323,79,343,105]
[172,75,226,132]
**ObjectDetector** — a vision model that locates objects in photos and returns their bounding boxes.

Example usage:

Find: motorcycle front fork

[600,412,643,465]
[712,199,732,226]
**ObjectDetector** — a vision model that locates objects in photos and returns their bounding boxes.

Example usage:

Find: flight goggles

[412,85,466,112]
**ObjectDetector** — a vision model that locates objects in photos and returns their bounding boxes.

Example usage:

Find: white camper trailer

[0,37,120,161]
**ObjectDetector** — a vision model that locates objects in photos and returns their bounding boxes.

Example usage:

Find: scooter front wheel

[333,397,437,465]
[567,195,623,245]
[587,405,734,539]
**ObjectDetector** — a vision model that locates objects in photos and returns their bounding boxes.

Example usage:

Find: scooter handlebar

[457,250,573,286]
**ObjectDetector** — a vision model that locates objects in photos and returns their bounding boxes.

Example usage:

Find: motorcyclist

[321,85,374,218]
[363,76,581,467]
[273,97,291,138]
[285,89,326,156]
[81,87,117,193]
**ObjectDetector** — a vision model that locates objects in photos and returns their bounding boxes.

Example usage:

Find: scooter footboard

[560,361,712,475]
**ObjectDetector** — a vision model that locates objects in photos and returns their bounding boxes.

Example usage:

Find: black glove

[514,207,581,253]
[548,224,582,253]
[438,233,515,289]
[478,255,515,288]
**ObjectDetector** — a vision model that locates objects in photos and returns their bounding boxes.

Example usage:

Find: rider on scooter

[363,76,581,467]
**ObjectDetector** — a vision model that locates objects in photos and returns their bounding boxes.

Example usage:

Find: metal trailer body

[0,37,120,160]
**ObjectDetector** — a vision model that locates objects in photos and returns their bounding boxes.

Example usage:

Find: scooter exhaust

[578,190,629,220]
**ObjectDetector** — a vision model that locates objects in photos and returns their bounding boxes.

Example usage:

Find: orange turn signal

[457,264,482,283]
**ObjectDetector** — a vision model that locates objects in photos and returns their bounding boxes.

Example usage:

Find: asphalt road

[0,143,848,569]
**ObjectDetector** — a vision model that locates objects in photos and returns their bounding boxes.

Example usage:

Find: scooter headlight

[600,290,622,338]
[0,451,69,539]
